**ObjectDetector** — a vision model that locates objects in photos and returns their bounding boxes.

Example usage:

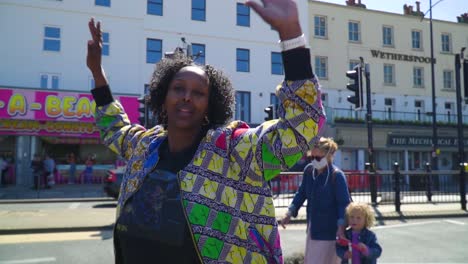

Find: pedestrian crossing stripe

[0,231,108,245]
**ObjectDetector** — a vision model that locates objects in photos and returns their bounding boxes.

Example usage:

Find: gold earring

[203,115,210,126]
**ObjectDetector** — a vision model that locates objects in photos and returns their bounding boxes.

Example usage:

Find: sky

[315,0,468,22]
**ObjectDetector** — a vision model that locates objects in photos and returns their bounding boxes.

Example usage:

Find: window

[445,102,453,110]
[235,91,250,122]
[414,100,423,108]
[191,43,205,65]
[43,26,61,52]
[95,0,110,7]
[270,93,279,106]
[146,38,162,64]
[382,26,393,46]
[147,0,162,16]
[443,70,453,89]
[192,0,205,21]
[385,98,394,119]
[349,60,360,70]
[237,3,250,27]
[412,30,422,49]
[348,21,360,42]
[236,48,250,72]
[314,16,327,38]
[383,64,395,85]
[40,73,60,89]
[271,52,283,75]
[321,93,328,107]
[314,56,328,79]
[384,98,394,106]
[441,33,451,52]
[413,67,424,87]
[102,32,110,56]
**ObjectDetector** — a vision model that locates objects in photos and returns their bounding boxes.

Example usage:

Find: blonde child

[336,202,382,264]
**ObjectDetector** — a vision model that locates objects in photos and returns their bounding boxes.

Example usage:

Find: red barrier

[271,170,382,194]
[345,170,381,191]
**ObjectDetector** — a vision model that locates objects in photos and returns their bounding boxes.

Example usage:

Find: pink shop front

[0,87,139,187]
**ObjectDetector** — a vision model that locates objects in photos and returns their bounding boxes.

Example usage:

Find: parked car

[103,166,125,199]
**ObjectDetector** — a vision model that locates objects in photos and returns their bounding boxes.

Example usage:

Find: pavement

[0,184,467,234]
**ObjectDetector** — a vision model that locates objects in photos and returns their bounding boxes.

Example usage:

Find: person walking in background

[281,137,351,264]
[82,154,94,184]
[336,202,382,264]
[31,154,45,189]
[67,153,76,184]
[86,0,326,262]
[43,154,55,188]
[0,156,7,187]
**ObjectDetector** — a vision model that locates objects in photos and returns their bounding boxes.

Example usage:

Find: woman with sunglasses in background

[280,137,351,264]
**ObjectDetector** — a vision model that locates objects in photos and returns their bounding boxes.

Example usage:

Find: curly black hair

[149,53,235,128]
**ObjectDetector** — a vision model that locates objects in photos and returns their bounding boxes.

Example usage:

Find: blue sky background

[316,0,467,22]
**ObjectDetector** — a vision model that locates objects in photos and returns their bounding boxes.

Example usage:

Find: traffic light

[346,65,363,110]
[463,59,468,103]
[138,96,147,127]
[264,105,274,121]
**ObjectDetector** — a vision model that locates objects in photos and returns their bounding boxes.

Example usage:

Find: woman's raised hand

[87,18,107,87]
[245,0,302,41]
[87,18,102,74]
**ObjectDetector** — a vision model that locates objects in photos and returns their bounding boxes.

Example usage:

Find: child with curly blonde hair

[336,202,382,264]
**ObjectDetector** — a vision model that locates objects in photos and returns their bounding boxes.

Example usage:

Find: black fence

[272,165,467,212]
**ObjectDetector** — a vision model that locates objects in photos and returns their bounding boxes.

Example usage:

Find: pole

[429,0,438,170]
[455,50,467,210]
[363,60,377,204]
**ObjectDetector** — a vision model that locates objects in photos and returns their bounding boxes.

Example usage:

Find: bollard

[393,162,401,212]
[425,162,433,202]
[365,162,378,205]
[460,162,467,210]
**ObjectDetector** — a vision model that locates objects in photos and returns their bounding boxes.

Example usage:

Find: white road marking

[373,220,441,230]
[443,219,466,225]
[0,257,56,264]
[68,203,80,210]
[0,231,102,245]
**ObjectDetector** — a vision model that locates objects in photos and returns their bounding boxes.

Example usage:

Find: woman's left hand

[336,225,345,239]
[245,0,302,41]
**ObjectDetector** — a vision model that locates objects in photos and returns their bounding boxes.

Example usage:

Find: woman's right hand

[87,18,107,87]
[280,214,291,229]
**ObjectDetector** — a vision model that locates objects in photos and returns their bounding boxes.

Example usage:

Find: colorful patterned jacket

[92,49,325,264]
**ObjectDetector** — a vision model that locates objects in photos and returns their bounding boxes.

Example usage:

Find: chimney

[403,2,424,17]
[346,0,366,8]
[458,12,468,23]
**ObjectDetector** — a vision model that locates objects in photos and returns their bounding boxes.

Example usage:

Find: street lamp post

[428,0,438,170]
[422,0,445,170]
[454,48,467,210]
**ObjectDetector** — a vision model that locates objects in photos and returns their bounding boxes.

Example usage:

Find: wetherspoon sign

[0,87,139,123]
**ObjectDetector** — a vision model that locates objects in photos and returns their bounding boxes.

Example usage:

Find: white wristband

[279,34,306,51]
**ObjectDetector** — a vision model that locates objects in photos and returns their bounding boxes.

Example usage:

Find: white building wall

[0,0,309,124]
[308,1,468,117]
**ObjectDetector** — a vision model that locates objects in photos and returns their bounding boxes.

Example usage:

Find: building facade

[308,0,468,173]
[0,0,309,186]
[0,0,466,188]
